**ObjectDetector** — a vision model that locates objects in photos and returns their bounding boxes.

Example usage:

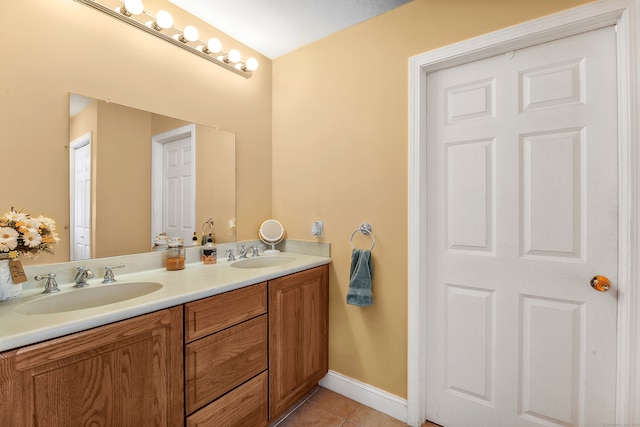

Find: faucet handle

[103,264,125,284]
[73,266,94,288]
[76,265,95,277]
[251,245,264,257]
[226,248,236,262]
[35,273,59,294]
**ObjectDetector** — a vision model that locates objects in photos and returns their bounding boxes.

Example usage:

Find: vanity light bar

[73,0,259,78]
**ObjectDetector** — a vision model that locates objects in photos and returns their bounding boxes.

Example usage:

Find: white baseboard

[319,370,408,423]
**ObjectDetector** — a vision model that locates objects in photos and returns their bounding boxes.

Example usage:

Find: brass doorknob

[590,275,611,292]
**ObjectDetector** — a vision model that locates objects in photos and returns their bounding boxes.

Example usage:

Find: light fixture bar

[73,0,256,78]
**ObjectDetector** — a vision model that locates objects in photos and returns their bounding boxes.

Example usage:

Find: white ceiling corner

[167,0,412,59]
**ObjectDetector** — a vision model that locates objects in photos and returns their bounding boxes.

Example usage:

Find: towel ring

[350,223,375,251]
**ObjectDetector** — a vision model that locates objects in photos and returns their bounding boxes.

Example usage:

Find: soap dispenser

[202,235,217,264]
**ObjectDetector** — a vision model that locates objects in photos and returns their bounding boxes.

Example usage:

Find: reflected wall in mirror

[69,93,236,262]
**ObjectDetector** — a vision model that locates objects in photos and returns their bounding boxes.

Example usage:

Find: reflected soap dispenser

[202,235,217,264]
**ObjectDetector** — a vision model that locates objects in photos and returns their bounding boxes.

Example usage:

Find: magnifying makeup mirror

[259,219,285,253]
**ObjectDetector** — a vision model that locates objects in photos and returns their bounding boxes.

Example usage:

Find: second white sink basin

[231,256,295,269]
[15,282,163,315]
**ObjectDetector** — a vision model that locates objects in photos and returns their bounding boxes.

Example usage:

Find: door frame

[69,132,92,261]
[151,123,197,245]
[407,0,640,425]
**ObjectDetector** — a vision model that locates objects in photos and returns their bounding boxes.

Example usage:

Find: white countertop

[0,252,331,352]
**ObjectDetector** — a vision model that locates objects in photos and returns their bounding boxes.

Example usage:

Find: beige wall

[0,0,272,264]
[95,101,152,258]
[272,0,594,398]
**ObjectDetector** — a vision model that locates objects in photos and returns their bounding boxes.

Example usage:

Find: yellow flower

[41,235,56,244]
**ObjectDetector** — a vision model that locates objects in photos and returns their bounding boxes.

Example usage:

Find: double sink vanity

[0,249,331,426]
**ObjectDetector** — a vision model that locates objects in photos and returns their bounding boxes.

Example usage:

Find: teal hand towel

[346,249,373,306]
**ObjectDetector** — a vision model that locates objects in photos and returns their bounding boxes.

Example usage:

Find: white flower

[0,227,19,252]
[22,231,43,248]
[3,211,27,223]
[37,215,56,232]
[27,217,43,229]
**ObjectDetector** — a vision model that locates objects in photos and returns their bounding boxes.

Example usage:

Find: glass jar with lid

[166,238,185,271]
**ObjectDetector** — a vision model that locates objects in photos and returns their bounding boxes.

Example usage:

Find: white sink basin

[231,256,295,269]
[15,282,163,315]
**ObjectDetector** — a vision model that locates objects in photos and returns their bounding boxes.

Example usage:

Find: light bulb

[155,11,173,29]
[226,49,241,63]
[245,57,259,71]
[206,38,222,54]
[183,25,199,42]
[175,25,199,43]
[119,0,143,16]
[146,10,173,31]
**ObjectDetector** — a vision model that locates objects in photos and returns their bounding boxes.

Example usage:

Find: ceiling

[167,0,412,59]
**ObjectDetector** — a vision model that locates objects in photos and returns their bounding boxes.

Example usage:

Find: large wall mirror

[69,93,236,262]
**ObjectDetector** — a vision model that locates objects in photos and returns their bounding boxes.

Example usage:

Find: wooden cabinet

[0,264,329,426]
[0,307,184,427]
[184,282,267,342]
[185,282,269,426]
[186,371,268,427]
[268,265,329,421]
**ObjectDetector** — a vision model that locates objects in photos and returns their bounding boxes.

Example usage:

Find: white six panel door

[426,27,618,427]
[162,136,194,243]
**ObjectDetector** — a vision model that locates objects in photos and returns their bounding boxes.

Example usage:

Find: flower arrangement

[0,207,60,260]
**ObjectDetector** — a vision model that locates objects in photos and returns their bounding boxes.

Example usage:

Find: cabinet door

[269,265,329,420]
[0,307,183,427]
[184,282,267,343]
[187,371,268,427]
[185,314,268,414]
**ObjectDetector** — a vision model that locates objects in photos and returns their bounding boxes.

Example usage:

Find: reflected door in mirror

[156,125,196,244]
[70,133,92,261]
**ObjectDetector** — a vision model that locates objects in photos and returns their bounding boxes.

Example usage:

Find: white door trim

[69,132,92,261]
[151,123,197,244]
[407,1,640,425]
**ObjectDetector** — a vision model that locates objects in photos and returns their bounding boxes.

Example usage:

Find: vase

[0,259,22,301]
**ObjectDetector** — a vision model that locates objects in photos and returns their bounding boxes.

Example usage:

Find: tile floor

[271,386,441,427]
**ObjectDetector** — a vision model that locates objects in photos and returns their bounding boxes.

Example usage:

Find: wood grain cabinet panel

[0,307,184,427]
[185,314,268,415]
[185,282,267,343]
[269,265,329,420]
[187,371,268,427]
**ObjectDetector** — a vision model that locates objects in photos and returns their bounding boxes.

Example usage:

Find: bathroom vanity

[0,253,329,426]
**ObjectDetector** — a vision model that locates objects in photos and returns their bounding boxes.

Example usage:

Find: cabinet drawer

[186,371,268,427]
[185,314,268,414]
[185,282,267,343]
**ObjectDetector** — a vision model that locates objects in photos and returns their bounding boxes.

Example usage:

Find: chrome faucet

[226,248,236,261]
[35,273,59,294]
[250,245,263,257]
[102,264,125,284]
[238,244,250,259]
[73,266,94,288]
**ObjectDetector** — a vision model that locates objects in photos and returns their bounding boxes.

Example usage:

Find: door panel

[427,26,618,427]
[163,136,194,242]
[71,138,91,261]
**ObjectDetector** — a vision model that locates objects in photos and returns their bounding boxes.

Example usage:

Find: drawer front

[186,371,268,427]
[185,282,267,343]
[185,315,268,414]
